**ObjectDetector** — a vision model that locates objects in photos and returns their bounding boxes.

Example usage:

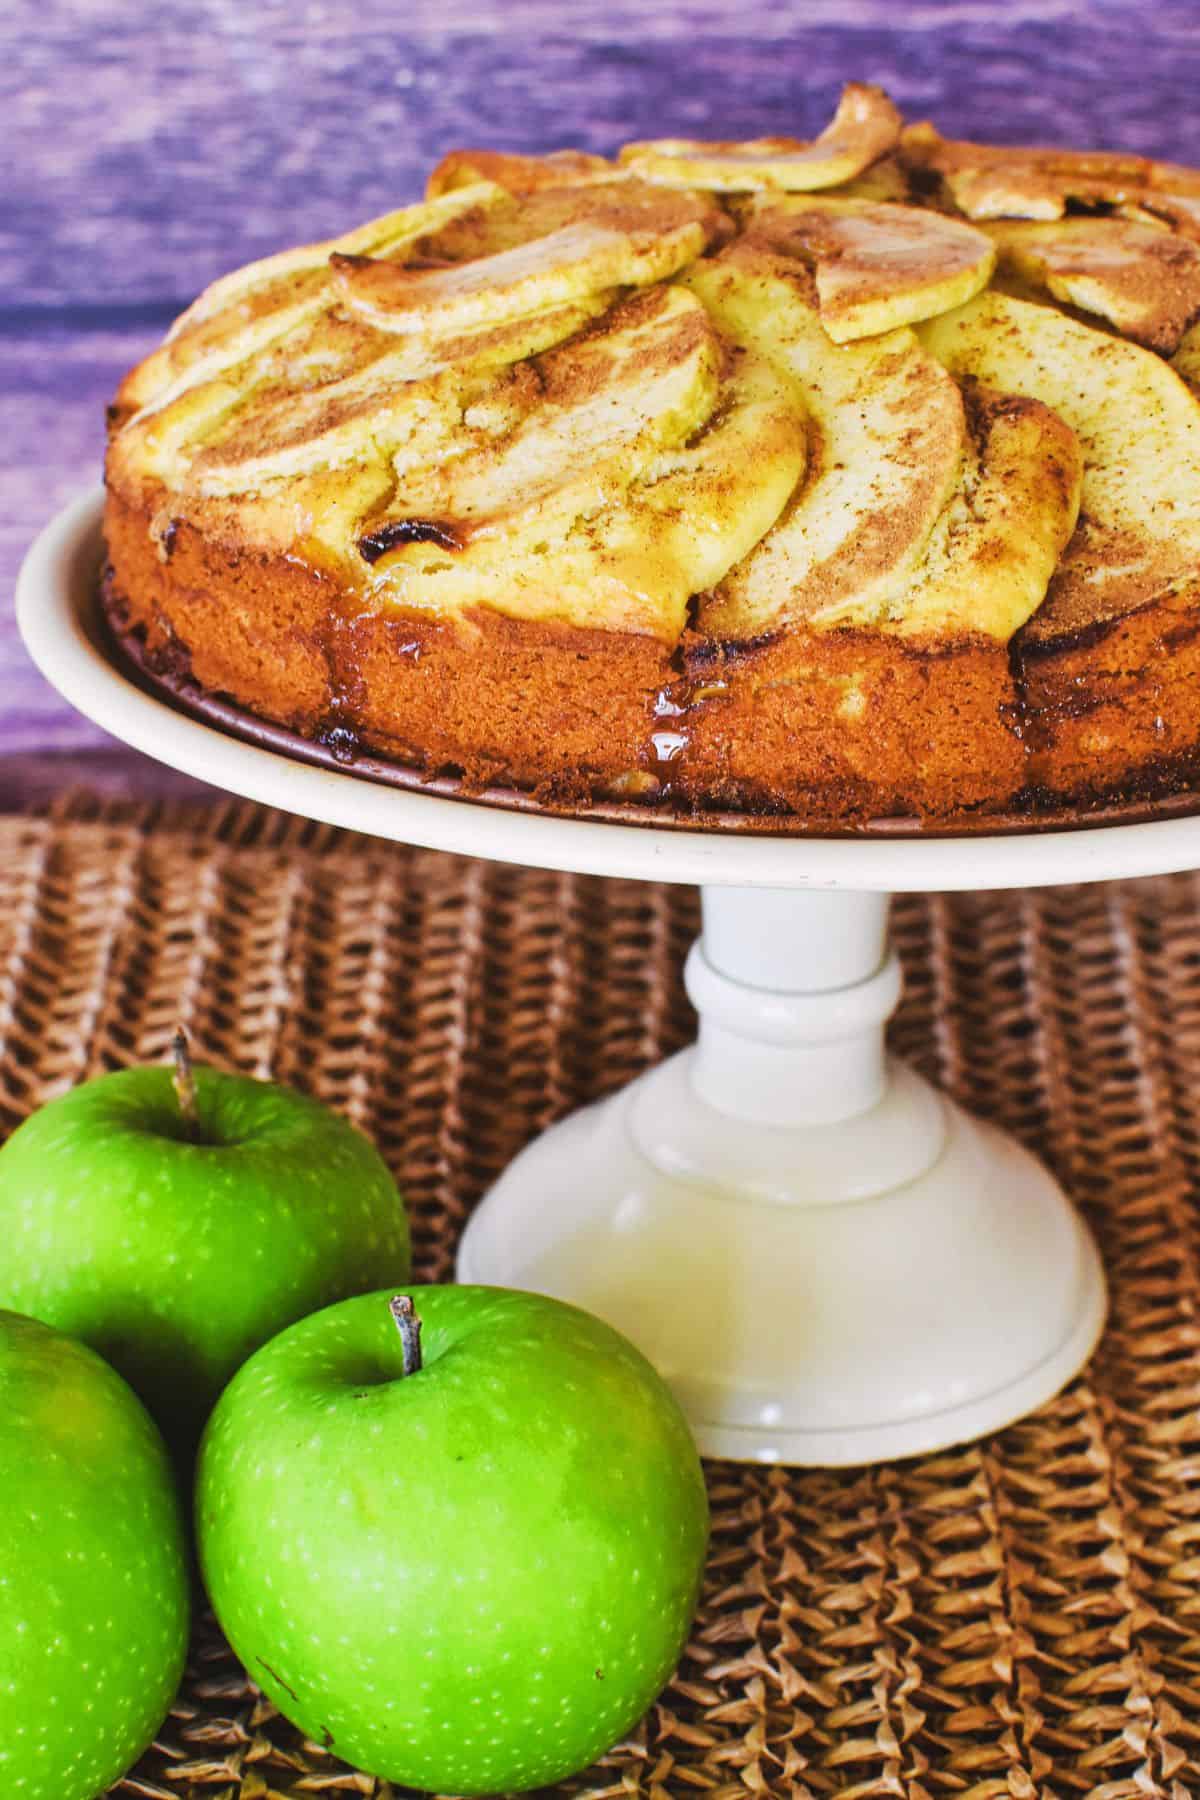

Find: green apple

[0,1310,190,1799]
[0,1060,410,1449]
[196,1285,709,1794]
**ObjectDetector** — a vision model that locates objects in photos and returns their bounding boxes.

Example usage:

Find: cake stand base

[457,887,1107,1465]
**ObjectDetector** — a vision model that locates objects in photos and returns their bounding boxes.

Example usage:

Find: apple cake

[102,86,1200,822]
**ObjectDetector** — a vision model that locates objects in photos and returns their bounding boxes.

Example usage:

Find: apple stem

[171,1027,199,1132]
[389,1295,423,1376]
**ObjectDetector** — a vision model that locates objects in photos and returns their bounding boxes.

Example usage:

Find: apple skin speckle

[0,1311,190,1798]
[0,1066,410,1453]
[196,1285,709,1795]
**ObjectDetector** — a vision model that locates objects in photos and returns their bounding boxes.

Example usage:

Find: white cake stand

[21,490,1200,1465]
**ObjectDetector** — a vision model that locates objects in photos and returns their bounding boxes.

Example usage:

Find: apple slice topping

[129,285,738,624]
[426,146,616,196]
[921,289,1200,638]
[331,181,723,335]
[118,182,511,417]
[165,187,500,338]
[983,217,1200,353]
[684,245,965,636]
[900,124,1200,246]
[355,286,807,640]
[899,124,1154,220]
[117,270,335,420]
[892,384,1082,641]
[374,285,721,527]
[610,343,808,598]
[178,294,614,495]
[618,82,901,192]
[826,154,915,206]
[741,194,995,341]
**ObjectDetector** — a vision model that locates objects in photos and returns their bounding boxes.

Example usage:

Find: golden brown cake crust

[103,489,675,802]
[106,483,1036,819]
[675,630,1024,818]
[1016,589,1200,801]
[103,477,1200,826]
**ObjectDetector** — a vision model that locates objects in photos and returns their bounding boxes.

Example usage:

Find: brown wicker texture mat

[3,797,1200,1800]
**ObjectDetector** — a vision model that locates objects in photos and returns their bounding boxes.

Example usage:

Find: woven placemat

[4,796,1199,1800]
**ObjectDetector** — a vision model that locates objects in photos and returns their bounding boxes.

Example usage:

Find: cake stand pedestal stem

[691,887,892,1126]
[457,883,1106,1465]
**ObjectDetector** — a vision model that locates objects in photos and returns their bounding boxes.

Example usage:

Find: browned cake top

[107,84,1200,653]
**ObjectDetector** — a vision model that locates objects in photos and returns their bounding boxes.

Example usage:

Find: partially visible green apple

[0,1310,190,1799]
[0,1062,410,1448]
[197,1285,709,1795]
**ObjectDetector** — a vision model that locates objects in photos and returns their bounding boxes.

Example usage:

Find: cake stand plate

[20,489,1200,1465]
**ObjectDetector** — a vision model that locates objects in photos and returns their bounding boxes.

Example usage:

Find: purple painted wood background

[6,0,1200,792]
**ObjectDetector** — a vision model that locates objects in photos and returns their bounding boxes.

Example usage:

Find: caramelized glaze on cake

[103,87,1200,821]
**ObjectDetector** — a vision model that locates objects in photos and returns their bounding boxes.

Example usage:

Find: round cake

[103,85,1200,823]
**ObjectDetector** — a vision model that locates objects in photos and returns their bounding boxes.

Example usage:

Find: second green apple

[0,1064,410,1447]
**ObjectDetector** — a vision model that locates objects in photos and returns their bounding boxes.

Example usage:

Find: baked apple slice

[166,188,502,336]
[426,147,615,196]
[921,289,1200,627]
[892,386,1081,641]
[899,123,1200,251]
[741,194,994,340]
[900,124,1152,219]
[379,285,720,519]
[682,244,965,635]
[619,83,900,192]
[597,343,807,598]
[118,183,509,416]
[983,216,1200,352]
[331,181,723,335]
[828,155,914,205]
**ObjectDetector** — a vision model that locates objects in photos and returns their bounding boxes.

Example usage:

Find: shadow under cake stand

[25,490,1200,1465]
